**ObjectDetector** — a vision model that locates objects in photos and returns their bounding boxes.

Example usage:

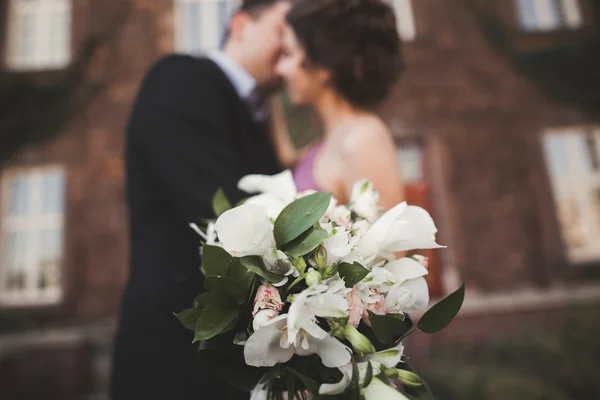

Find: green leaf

[282,227,328,258]
[396,370,424,388]
[193,291,227,310]
[226,258,255,289]
[348,357,361,400]
[202,244,233,277]
[212,187,231,217]
[274,192,331,247]
[403,361,435,400]
[363,361,374,388]
[368,311,411,345]
[285,367,319,395]
[417,282,465,334]
[204,276,249,305]
[198,337,267,391]
[240,256,284,283]
[174,308,200,331]
[338,262,370,288]
[193,294,239,341]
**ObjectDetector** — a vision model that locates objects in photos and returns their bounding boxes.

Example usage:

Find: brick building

[0,0,599,398]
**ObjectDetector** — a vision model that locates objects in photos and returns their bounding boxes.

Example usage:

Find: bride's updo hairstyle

[286,0,404,109]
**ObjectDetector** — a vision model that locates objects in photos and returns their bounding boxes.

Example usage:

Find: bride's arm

[269,97,313,169]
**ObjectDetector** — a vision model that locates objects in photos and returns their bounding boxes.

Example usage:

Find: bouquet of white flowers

[176,170,465,399]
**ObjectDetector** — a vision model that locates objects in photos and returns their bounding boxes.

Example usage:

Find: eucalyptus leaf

[174,308,200,331]
[368,311,411,345]
[282,227,328,258]
[202,244,233,277]
[204,276,249,305]
[338,262,370,288]
[212,187,231,217]
[193,294,239,341]
[274,192,331,247]
[240,256,284,283]
[418,282,465,334]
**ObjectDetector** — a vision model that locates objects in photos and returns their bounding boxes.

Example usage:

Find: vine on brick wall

[0,2,131,164]
[467,0,600,117]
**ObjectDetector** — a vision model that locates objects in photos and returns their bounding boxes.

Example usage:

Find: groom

[110,1,290,398]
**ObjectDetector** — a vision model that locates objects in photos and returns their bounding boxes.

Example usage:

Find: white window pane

[187,2,203,53]
[201,2,222,51]
[397,145,423,184]
[2,231,28,291]
[390,0,416,41]
[7,0,71,70]
[42,170,65,213]
[543,135,570,176]
[535,0,561,31]
[37,229,62,290]
[556,196,589,250]
[515,0,538,30]
[7,175,31,215]
[561,0,583,28]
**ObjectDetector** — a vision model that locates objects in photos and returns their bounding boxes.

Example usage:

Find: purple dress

[293,142,323,192]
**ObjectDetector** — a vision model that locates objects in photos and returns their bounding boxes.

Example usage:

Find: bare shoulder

[340,114,395,156]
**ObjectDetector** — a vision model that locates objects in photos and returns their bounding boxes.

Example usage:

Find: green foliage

[273,192,331,247]
[421,304,600,400]
[418,283,465,334]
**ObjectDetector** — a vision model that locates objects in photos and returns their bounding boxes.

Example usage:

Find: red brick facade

[0,0,598,397]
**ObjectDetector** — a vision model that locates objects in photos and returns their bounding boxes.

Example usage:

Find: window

[543,128,600,264]
[174,0,239,54]
[515,0,583,32]
[397,144,424,184]
[0,167,65,306]
[389,0,416,41]
[5,0,72,71]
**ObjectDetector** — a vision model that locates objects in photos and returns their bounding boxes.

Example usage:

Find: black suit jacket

[110,55,281,399]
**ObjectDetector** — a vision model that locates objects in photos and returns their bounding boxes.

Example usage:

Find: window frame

[514,0,583,32]
[174,0,238,54]
[542,126,600,265]
[0,165,66,308]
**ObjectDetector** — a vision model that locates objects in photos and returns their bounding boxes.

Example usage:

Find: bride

[271,0,406,209]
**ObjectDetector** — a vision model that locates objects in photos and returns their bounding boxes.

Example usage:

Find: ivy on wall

[467,0,600,117]
[0,2,131,164]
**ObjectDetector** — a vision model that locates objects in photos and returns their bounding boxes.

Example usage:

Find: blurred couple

[111,0,405,398]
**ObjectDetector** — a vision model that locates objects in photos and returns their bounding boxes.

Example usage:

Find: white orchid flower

[363,377,410,400]
[366,342,405,368]
[350,180,380,222]
[322,197,352,228]
[238,170,297,219]
[322,228,354,267]
[244,314,351,368]
[287,284,349,344]
[383,258,430,314]
[214,204,275,257]
[358,202,445,265]
[319,343,403,396]
[263,248,299,278]
[252,309,279,332]
[189,222,218,245]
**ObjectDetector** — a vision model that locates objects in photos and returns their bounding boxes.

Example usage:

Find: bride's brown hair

[286,0,404,109]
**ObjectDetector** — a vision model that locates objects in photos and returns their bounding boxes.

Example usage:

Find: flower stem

[285,275,306,297]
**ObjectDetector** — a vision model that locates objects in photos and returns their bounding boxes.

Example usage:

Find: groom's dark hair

[220,0,287,46]
[240,0,284,17]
